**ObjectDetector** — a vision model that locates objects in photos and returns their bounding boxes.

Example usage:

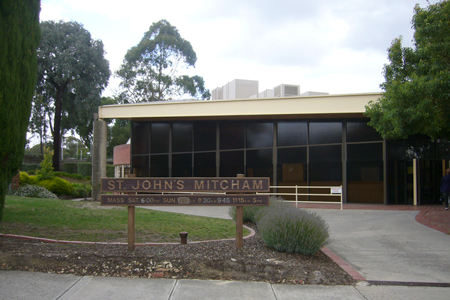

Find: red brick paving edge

[321,247,367,282]
[415,210,450,234]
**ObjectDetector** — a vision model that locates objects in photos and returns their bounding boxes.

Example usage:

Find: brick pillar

[11,170,20,190]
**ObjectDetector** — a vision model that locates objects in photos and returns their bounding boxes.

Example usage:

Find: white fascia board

[98,93,382,120]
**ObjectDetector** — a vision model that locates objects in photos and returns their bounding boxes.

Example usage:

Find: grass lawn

[0,196,246,243]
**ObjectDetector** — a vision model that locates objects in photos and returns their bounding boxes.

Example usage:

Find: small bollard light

[179,232,188,244]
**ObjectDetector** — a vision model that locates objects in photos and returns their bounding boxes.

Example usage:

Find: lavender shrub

[257,205,331,255]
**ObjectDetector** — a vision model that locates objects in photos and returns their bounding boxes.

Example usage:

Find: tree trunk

[52,92,63,171]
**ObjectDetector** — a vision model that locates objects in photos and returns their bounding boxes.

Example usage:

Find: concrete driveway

[311,209,450,283]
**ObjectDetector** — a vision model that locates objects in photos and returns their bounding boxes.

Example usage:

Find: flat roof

[98,92,382,121]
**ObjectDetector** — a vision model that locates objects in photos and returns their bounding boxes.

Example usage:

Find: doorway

[418,159,444,205]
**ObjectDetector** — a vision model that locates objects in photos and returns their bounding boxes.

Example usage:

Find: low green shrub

[257,206,330,255]
[11,184,58,199]
[62,162,77,174]
[19,172,39,185]
[71,183,92,198]
[77,162,91,177]
[38,177,73,196]
[19,172,30,185]
[54,171,85,181]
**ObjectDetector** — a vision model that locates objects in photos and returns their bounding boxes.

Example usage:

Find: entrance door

[418,159,443,205]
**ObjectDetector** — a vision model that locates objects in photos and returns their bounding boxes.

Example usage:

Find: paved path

[310,209,450,284]
[1,270,449,300]
[142,205,232,219]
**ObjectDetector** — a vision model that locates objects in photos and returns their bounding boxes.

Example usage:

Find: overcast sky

[40,0,437,97]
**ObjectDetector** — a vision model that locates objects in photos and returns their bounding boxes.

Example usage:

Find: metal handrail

[257,185,343,210]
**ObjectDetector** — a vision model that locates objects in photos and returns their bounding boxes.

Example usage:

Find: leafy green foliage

[257,203,330,255]
[20,164,40,174]
[36,147,54,180]
[106,165,115,178]
[19,171,90,198]
[35,20,110,170]
[71,183,92,199]
[38,177,73,196]
[0,0,41,222]
[117,19,210,103]
[19,172,39,186]
[365,1,450,140]
[53,171,86,181]
[108,120,130,157]
[10,185,58,199]
[62,163,78,174]
[77,162,92,178]
[62,136,90,160]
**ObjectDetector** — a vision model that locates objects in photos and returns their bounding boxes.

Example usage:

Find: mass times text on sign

[101,194,270,206]
[101,177,270,193]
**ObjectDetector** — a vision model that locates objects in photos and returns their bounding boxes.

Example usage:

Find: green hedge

[106,165,114,177]
[38,177,73,196]
[77,162,91,178]
[73,162,114,178]
[20,163,40,174]
[62,162,77,174]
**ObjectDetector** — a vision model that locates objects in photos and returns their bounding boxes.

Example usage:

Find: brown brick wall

[113,144,131,166]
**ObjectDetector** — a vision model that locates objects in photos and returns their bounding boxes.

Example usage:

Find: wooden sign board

[101,194,270,206]
[101,177,270,193]
[100,176,270,251]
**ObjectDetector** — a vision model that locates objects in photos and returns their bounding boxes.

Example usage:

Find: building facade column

[92,116,107,201]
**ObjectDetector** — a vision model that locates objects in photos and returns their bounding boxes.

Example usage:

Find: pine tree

[0,0,41,221]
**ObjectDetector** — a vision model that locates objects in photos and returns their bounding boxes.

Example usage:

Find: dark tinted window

[277,122,307,146]
[131,155,149,177]
[172,153,192,177]
[347,143,383,181]
[347,143,383,162]
[150,154,168,177]
[151,123,170,153]
[246,122,273,148]
[309,145,342,181]
[246,149,273,177]
[173,123,193,153]
[220,151,244,176]
[277,147,307,164]
[220,122,244,150]
[347,122,382,142]
[194,122,216,151]
[277,147,307,183]
[309,122,342,145]
[132,122,149,155]
[247,149,272,167]
[194,152,216,177]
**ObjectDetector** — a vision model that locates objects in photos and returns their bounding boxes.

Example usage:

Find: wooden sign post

[128,206,135,252]
[235,174,245,250]
[100,176,270,251]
